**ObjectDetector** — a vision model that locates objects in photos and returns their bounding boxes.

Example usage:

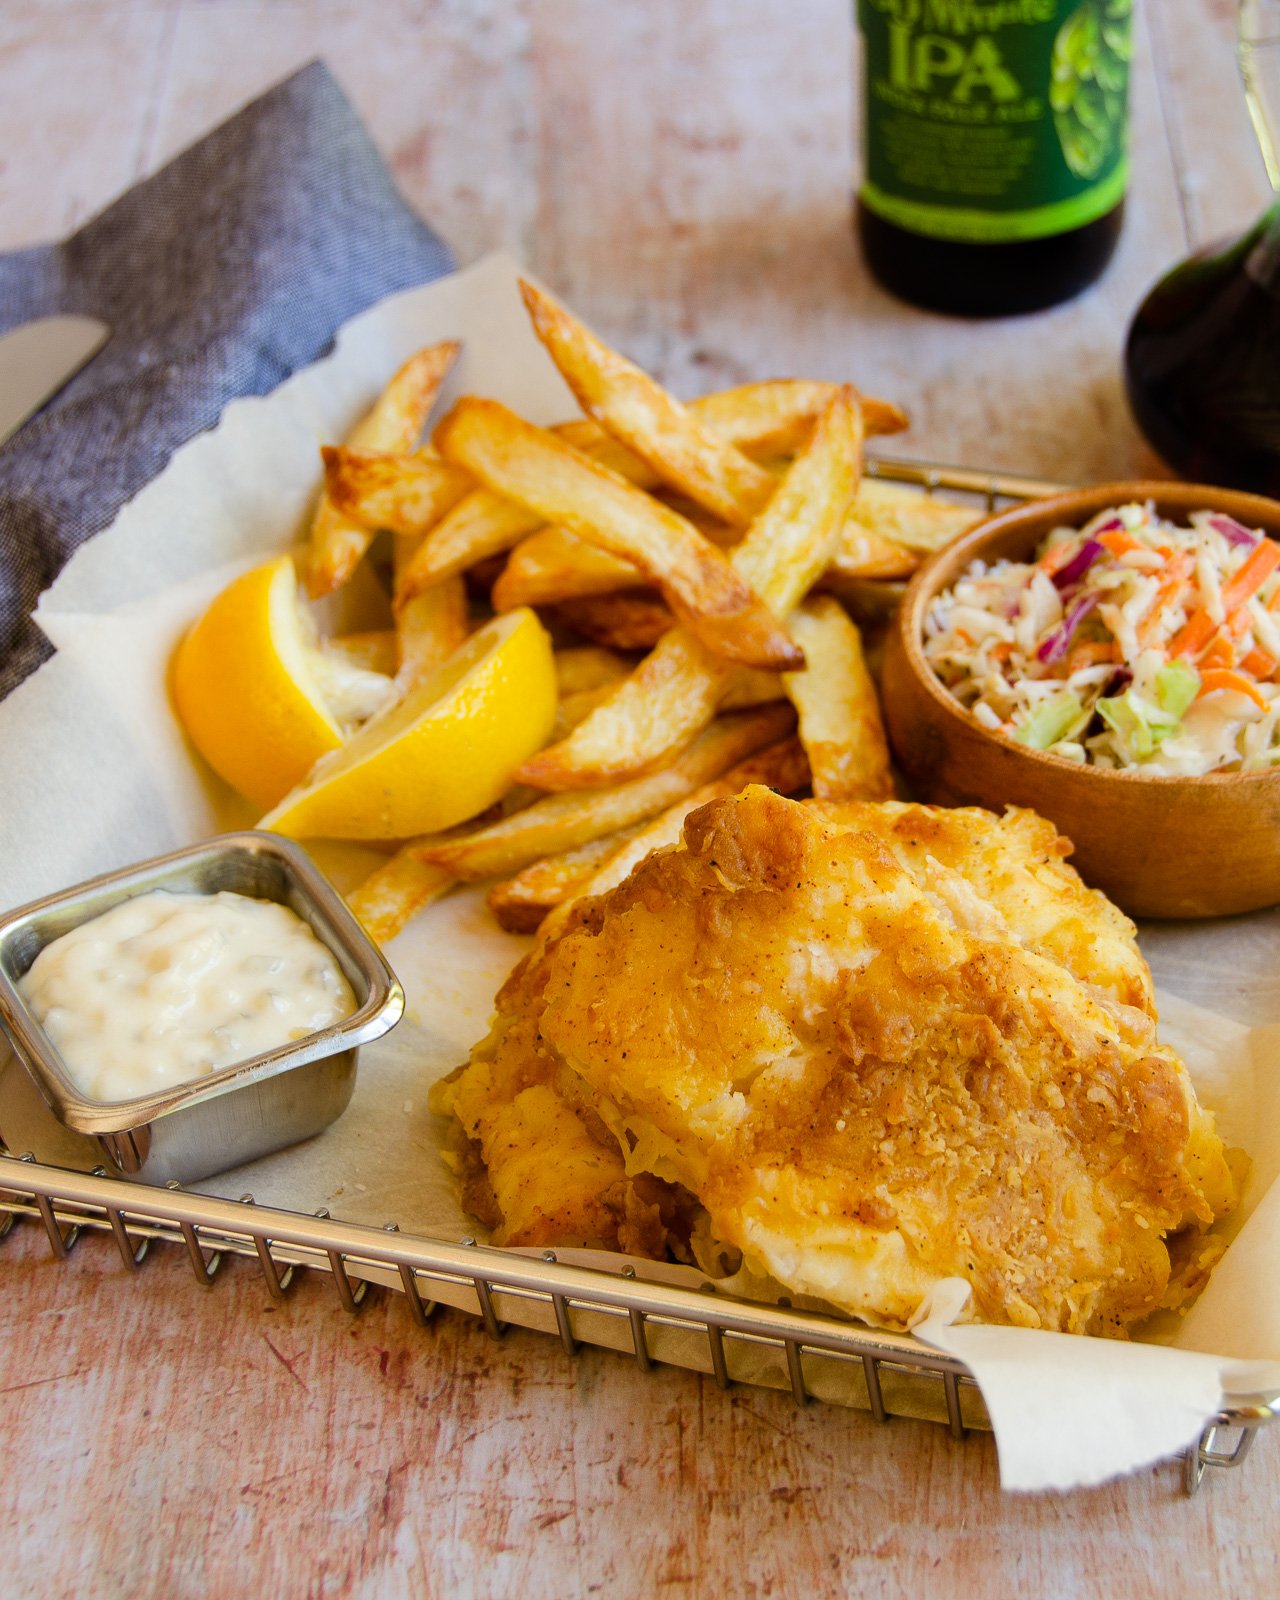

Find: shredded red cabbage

[1208,513,1259,548]
[1051,537,1104,591]
[1036,593,1099,664]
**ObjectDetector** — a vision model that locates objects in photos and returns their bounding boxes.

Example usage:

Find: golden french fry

[322,446,472,538]
[695,381,907,454]
[399,379,873,597]
[553,646,632,696]
[826,520,920,582]
[520,279,776,526]
[850,480,981,553]
[551,592,675,651]
[324,631,398,676]
[781,595,893,802]
[720,667,785,709]
[485,827,646,934]
[415,703,796,881]
[394,571,469,687]
[493,527,643,610]
[347,850,456,945]
[306,341,460,597]
[517,390,861,790]
[434,398,800,671]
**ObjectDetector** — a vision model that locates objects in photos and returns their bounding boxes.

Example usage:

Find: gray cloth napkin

[0,60,454,698]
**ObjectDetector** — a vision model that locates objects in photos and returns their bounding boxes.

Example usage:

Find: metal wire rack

[2,456,1277,1497]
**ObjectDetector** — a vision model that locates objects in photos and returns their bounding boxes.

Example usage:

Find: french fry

[415,703,796,881]
[551,592,675,651]
[347,850,456,946]
[517,390,861,789]
[324,631,398,676]
[322,446,472,538]
[692,380,906,456]
[485,827,647,934]
[826,520,920,582]
[492,525,639,609]
[395,571,469,686]
[781,595,893,802]
[434,398,801,671]
[553,646,632,696]
[850,480,981,554]
[520,279,777,526]
[306,341,460,597]
[398,378,877,597]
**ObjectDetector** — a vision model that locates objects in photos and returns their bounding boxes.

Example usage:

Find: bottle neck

[1244,196,1280,292]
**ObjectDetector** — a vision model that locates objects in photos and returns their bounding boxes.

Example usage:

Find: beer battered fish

[435,788,1236,1335]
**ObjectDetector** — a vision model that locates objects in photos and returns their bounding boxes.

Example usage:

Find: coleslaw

[923,503,1280,775]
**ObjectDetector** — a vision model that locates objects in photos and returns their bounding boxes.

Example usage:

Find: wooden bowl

[881,481,1280,919]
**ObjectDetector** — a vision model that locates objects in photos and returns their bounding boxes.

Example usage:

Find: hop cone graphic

[1051,0,1131,179]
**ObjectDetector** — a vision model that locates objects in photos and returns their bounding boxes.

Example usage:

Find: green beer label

[857,0,1131,243]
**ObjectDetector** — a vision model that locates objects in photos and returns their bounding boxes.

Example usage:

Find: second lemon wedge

[260,608,557,840]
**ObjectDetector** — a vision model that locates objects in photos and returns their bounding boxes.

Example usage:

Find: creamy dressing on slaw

[20,890,355,1103]
[924,503,1280,775]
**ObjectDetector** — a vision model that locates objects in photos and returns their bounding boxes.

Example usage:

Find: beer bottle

[855,1,1131,317]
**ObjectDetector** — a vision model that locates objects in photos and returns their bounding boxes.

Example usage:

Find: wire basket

[2,456,1276,1498]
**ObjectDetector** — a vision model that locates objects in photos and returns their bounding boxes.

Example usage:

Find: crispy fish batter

[435,789,1236,1335]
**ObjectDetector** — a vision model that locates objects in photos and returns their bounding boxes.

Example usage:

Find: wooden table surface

[2,3,1278,1596]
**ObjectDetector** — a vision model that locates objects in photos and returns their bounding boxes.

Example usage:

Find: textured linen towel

[0,60,454,698]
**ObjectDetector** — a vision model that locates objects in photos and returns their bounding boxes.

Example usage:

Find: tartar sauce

[20,890,355,1103]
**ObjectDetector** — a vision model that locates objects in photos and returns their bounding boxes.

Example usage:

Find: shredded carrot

[1197,668,1271,712]
[1037,542,1078,577]
[1199,632,1235,670]
[1169,610,1217,660]
[1099,530,1145,558]
[1135,553,1194,646]
[1065,641,1119,673]
[988,641,1015,663]
[1240,647,1278,679]
[1221,537,1280,614]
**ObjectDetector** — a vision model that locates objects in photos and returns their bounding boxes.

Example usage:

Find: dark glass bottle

[1124,202,1280,496]
[857,200,1124,317]
[854,0,1130,318]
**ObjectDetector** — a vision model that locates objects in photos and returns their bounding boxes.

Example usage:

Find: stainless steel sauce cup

[0,832,404,1186]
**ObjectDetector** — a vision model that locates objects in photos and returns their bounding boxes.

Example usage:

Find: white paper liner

[2,251,1279,1492]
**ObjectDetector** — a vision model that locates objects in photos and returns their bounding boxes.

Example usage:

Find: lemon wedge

[259,608,557,841]
[172,555,376,810]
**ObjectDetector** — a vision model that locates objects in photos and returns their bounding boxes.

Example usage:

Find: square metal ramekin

[0,832,404,1186]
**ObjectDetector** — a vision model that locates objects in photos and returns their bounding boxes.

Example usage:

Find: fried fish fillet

[435,789,1236,1335]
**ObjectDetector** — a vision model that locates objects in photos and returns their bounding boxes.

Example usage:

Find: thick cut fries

[550,592,674,650]
[322,446,472,538]
[849,480,980,553]
[434,398,801,670]
[520,279,778,526]
[391,525,469,686]
[517,390,861,789]
[306,341,459,597]
[828,523,920,582]
[493,526,640,609]
[347,851,456,946]
[485,827,647,934]
[782,596,893,801]
[416,703,796,881]
[553,646,632,696]
[398,378,895,598]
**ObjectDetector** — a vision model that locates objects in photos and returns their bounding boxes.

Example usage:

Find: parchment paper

[2,251,1279,1492]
